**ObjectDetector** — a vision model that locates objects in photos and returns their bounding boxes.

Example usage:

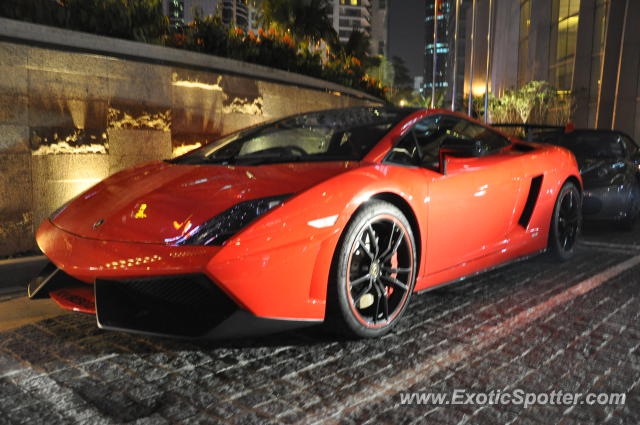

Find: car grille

[95,274,237,337]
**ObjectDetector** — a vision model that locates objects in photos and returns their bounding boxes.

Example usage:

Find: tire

[325,200,417,338]
[548,181,582,261]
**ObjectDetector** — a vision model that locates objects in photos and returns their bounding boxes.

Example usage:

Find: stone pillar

[571,0,596,128]
[595,0,626,129]
[611,0,640,136]
[529,0,552,84]
[463,0,490,99]
[490,0,519,95]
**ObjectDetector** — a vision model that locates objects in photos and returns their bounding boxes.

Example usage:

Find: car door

[422,118,524,274]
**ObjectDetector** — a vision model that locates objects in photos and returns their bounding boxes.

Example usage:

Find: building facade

[369,0,389,56]
[221,0,249,29]
[327,0,388,56]
[162,0,249,29]
[440,0,640,140]
[328,0,371,43]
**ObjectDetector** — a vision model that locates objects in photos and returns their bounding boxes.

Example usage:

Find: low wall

[0,18,381,257]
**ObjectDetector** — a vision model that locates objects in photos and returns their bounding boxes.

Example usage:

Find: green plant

[486,81,576,125]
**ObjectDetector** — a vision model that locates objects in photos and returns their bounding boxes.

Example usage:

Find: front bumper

[28,264,317,339]
[36,218,330,321]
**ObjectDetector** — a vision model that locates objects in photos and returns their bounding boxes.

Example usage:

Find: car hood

[52,160,358,243]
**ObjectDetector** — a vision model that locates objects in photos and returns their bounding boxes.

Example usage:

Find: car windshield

[171,107,413,166]
[556,133,625,159]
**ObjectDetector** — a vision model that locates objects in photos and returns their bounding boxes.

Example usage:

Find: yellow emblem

[134,203,148,219]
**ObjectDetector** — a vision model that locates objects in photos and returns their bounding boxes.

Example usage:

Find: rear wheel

[326,201,417,338]
[548,182,582,261]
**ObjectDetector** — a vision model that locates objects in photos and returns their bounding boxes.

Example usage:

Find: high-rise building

[327,0,389,56]
[222,0,249,30]
[328,0,372,44]
[423,0,471,106]
[424,0,453,94]
[163,0,248,30]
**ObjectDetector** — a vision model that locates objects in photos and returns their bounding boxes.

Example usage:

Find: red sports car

[29,107,582,338]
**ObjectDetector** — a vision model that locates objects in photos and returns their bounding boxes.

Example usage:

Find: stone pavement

[1,225,640,424]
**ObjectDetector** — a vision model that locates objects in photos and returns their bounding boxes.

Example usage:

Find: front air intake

[95,274,237,337]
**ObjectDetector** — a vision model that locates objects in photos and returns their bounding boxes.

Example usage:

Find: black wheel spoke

[383,229,404,261]
[373,285,382,323]
[365,224,379,258]
[381,275,409,291]
[357,239,374,260]
[349,273,370,288]
[382,266,411,274]
[380,282,389,321]
[379,222,397,259]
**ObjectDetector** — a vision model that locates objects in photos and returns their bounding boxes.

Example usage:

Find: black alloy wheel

[549,181,582,261]
[326,200,417,338]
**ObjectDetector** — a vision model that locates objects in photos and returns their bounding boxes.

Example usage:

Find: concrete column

[529,0,552,83]
[595,0,626,129]
[463,0,489,99]
[612,0,640,136]
[490,0,518,95]
[571,0,596,127]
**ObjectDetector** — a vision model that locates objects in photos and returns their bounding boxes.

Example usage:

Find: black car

[547,130,640,228]
[492,125,640,229]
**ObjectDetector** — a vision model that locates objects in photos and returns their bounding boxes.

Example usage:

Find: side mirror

[438,135,485,174]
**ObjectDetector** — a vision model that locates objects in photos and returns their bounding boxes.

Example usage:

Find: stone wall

[0,19,380,257]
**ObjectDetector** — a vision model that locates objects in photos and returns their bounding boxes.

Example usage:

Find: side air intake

[518,175,543,228]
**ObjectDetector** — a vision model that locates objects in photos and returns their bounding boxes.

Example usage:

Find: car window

[386,115,465,167]
[460,122,511,152]
[386,115,509,168]
[558,132,625,159]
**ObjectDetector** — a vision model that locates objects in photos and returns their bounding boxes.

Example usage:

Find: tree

[343,29,370,61]
[366,55,394,88]
[391,56,412,88]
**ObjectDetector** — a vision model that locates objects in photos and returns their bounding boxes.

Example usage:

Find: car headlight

[177,194,292,246]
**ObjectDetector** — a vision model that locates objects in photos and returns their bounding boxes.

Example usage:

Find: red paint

[50,286,96,314]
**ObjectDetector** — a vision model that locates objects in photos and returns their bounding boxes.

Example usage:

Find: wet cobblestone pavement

[1,225,640,424]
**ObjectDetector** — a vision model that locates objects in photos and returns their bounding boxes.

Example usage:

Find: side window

[460,122,511,152]
[386,115,464,167]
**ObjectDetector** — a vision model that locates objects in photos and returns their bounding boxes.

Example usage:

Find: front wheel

[326,201,417,338]
[548,181,582,261]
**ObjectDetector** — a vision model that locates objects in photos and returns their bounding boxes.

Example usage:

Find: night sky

[388,0,427,83]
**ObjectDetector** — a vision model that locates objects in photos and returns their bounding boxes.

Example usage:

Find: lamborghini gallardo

[29,107,582,338]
